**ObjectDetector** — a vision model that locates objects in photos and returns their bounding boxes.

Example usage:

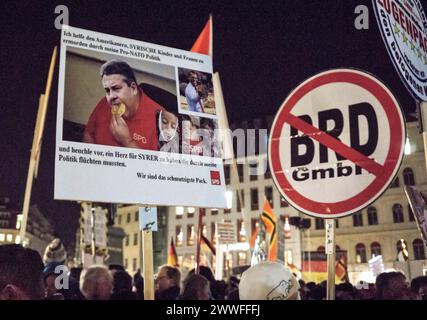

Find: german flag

[260,199,277,261]
[201,234,216,256]
[301,251,347,283]
[335,254,348,282]
[167,237,178,267]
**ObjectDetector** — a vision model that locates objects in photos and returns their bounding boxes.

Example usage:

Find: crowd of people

[1,241,426,300]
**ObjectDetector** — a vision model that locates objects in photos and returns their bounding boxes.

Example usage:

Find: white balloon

[239,261,300,300]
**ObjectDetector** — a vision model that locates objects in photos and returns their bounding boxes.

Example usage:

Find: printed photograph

[177,67,216,117]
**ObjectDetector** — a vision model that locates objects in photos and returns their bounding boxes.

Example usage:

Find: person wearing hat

[42,238,67,299]
[83,59,165,150]
[238,261,300,300]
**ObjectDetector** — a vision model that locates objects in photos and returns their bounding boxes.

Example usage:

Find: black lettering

[312,168,335,180]
[318,108,345,163]
[349,102,378,157]
[290,115,314,167]
[292,168,310,181]
[337,163,353,177]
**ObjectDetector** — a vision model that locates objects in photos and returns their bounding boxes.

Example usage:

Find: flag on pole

[260,199,277,261]
[301,251,348,283]
[335,254,348,281]
[201,234,216,256]
[167,237,178,267]
[190,15,213,56]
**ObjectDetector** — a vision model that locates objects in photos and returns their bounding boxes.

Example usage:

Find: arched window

[396,240,409,261]
[353,212,363,226]
[371,242,381,257]
[356,243,367,263]
[408,204,415,222]
[367,207,378,225]
[393,204,404,223]
[317,246,325,252]
[403,168,415,186]
[413,239,426,260]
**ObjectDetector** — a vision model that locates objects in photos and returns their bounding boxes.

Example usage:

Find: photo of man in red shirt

[83,60,164,150]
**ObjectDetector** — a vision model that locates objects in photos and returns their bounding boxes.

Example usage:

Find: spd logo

[210,171,221,185]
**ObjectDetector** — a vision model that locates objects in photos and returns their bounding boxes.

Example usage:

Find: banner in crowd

[301,251,348,284]
[54,26,226,208]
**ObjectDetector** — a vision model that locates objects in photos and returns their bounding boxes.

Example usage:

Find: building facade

[115,205,168,276]
[0,200,55,258]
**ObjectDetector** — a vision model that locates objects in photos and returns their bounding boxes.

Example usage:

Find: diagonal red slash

[282,113,384,176]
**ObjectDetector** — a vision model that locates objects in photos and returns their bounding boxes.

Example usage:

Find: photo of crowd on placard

[62,48,220,158]
[177,67,216,116]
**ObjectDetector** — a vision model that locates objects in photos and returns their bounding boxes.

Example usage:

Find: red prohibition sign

[268,69,405,218]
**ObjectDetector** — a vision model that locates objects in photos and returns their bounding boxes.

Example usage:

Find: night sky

[0,0,425,247]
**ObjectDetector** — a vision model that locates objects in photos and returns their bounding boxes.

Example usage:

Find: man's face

[190,73,198,86]
[156,268,173,293]
[102,74,138,113]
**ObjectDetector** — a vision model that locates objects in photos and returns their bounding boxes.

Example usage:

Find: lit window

[356,243,367,263]
[15,235,21,244]
[226,252,233,269]
[0,233,5,242]
[187,207,195,218]
[211,222,216,245]
[370,242,381,257]
[176,226,183,246]
[6,234,13,242]
[284,216,291,239]
[404,137,411,155]
[176,207,184,216]
[238,252,247,265]
[187,225,195,246]
[237,219,246,242]
[16,215,22,230]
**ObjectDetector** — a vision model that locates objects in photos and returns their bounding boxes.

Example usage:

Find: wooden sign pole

[325,219,336,300]
[142,230,155,300]
[20,47,57,245]
[195,208,204,274]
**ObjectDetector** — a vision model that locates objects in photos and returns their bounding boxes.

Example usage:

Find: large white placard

[55,26,227,208]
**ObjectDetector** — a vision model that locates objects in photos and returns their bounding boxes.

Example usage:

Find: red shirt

[84,90,164,150]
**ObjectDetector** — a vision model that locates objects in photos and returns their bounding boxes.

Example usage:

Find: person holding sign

[83,60,164,150]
